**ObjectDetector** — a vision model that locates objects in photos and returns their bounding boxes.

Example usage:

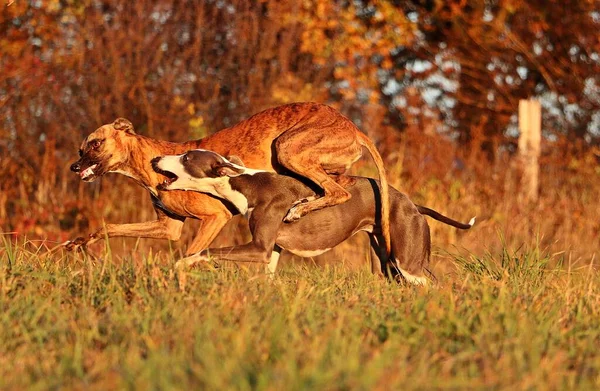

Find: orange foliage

[292,0,416,101]
[0,0,598,263]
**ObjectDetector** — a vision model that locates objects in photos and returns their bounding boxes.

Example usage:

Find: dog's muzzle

[150,156,162,172]
[71,158,99,181]
[70,161,81,173]
[151,156,179,190]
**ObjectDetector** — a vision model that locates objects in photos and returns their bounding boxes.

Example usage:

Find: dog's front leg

[179,205,280,269]
[185,211,232,255]
[64,209,184,251]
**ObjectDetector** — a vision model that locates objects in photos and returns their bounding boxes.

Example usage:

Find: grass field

[1,239,599,390]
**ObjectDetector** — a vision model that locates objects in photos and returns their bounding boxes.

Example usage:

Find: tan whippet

[65,103,392,256]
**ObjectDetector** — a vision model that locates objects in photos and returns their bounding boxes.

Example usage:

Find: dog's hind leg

[187,208,283,268]
[368,234,390,278]
[390,216,431,286]
[369,233,428,285]
[275,125,361,222]
[197,243,272,265]
[396,268,429,286]
[175,252,211,269]
[266,246,282,277]
[281,164,352,222]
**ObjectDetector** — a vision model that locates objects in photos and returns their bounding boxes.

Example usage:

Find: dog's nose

[70,162,81,172]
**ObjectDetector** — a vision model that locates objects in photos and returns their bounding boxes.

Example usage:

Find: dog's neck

[178,175,254,214]
[110,136,200,196]
[226,173,269,208]
[170,162,269,214]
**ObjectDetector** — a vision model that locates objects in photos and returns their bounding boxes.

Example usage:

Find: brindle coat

[66,102,391,255]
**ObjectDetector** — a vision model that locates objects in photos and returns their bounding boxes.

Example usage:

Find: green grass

[1,239,599,390]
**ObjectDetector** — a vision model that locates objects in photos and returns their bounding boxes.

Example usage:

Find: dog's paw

[290,196,316,208]
[64,236,88,252]
[335,175,357,188]
[286,196,317,222]
[283,205,304,222]
[175,253,211,269]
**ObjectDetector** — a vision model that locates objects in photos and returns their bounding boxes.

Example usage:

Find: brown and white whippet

[152,150,475,285]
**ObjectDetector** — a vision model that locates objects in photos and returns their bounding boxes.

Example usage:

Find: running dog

[65,103,391,255]
[152,150,474,285]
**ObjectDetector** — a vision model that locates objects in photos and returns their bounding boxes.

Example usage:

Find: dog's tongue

[80,164,98,179]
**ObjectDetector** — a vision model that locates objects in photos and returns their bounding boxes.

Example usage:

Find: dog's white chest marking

[179,177,249,214]
[218,183,249,214]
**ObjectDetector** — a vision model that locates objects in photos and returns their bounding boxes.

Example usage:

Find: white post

[518,99,541,202]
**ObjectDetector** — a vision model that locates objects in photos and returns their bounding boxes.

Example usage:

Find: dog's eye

[182,154,189,163]
[90,139,101,149]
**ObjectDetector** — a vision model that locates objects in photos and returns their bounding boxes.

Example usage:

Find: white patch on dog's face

[155,154,193,186]
[155,154,250,214]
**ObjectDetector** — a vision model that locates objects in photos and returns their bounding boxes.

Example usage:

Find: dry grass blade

[1,240,599,390]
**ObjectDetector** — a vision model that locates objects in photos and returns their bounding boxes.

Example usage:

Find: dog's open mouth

[152,159,179,190]
[80,164,98,181]
[157,171,178,190]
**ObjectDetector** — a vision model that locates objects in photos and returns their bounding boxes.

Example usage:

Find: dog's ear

[213,163,245,178]
[113,118,135,134]
[227,155,245,167]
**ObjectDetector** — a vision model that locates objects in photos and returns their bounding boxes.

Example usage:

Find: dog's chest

[151,194,186,218]
[217,185,249,214]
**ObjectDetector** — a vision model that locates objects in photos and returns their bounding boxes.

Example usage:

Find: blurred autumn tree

[294,0,600,153]
[0,0,599,243]
[402,0,600,153]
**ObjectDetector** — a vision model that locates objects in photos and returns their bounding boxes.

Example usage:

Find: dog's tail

[357,132,391,254]
[417,205,475,229]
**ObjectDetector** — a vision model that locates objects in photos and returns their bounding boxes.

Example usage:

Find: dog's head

[70,118,136,182]
[151,150,247,192]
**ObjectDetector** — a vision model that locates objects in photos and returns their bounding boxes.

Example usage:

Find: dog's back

[155,145,468,284]
[246,174,431,281]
